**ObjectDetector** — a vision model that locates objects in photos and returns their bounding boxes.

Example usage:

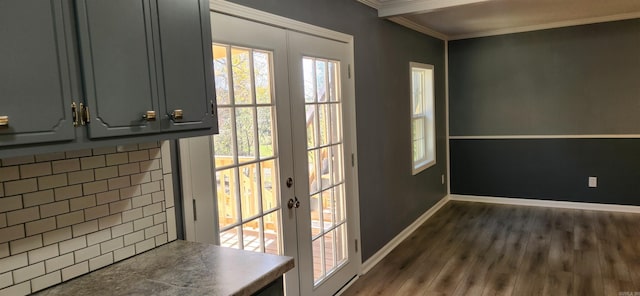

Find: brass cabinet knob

[170,109,183,121]
[142,111,157,121]
[0,116,8,127]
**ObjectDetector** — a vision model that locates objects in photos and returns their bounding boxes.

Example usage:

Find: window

[410,62,435,175]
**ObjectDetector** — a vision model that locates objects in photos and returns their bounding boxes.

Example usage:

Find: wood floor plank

[342,201,640,296]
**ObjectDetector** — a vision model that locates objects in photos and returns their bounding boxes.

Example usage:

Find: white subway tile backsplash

[109,199,132,215]
[123,230,144,246]
[23,190,54,207]
[56,211,84,228]
[10,235,43,254]
[167,207,177,242]
[122,208,143,223]
[130,172,151,185]
[0,281,29,296]
[140,159,160,171]
[0,244,8,259]
[82,180,108,195]
[74,245,100,262]
[0,226,25,244]
[59,237,87,255]
[119,185,141,199]
[37,174,67,190]
[70,195,96,212]
[0,196,22,213]
[111,222,133,238]
[144,224,163,239]
[54,185,83,201]
[0,253,27,274]
[80,156,106,170]
[28,244,59,264]
[0,167,20,182]
[96,190,119,206]
[143,203,162,217]
[7,207,39,226]
[105,153,128,166]
[107,176,130,191]
[94,166,118,181]
[13,261,45,283]
[89,253,113,272]
[133,217,153,232]
[61,261,88,281]
[128,150,149,163]
[86,229,111,246]
[100,237,123,254]
[84,204,109,221]
[35,152,65,163]
[72,220,98,237]
[31,271,61,292]
[42,228,72,246]
[20,162,52,179]
[51,159,80,174]
[98,214,121,230]
[135,238,155,254]
[67,170,94,185]
[44,253,73,273]
[118,163,140,176]
[2,155,34,166]
[5,178,37,195]
[140,181,161,195]
[113,245,135,262]
[131,194,152,209]
[0,141,174,292]
[25,218,56,236]
[0,272,12,290]
[41,201,70,218]
[65,149,91,159]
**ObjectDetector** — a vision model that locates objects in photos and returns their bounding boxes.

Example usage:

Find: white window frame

[410,62,435,175]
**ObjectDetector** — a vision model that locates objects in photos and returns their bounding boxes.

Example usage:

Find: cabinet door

[76,0,160,138]
[0,0,76,147]
[156,0,216,132]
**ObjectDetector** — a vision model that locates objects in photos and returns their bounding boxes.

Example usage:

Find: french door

[203,12,360,296]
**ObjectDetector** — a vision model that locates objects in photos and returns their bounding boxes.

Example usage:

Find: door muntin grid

[303,57,348,284]
[212,43,282,255]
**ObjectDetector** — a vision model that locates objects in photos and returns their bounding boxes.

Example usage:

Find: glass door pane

[213,43,282,255]
[302,57,349,284]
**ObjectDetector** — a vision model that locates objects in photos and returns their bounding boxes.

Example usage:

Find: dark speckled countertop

[34,240,295,296]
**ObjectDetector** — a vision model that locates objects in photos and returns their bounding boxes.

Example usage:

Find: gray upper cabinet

[0,0,76,146]
[76,0,161,138]
[76,0,215,138]
[157,0,215,132]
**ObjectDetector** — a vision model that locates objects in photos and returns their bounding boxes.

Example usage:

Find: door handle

[287,197,300,209]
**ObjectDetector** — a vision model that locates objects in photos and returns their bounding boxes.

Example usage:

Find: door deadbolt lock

[287,197,300,209]
[286,177,294,188]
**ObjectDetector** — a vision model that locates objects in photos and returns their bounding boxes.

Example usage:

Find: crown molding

[378,0,490,18]
[449,11,640,40]
[357,0,382,9]
[388,16,448,40]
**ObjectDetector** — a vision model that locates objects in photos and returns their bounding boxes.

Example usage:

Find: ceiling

[358,0,640,40]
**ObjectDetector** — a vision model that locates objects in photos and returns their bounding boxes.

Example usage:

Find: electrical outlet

[588,176,597,188]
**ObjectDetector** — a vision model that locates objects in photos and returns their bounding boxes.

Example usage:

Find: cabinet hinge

[348,64,351,79]
[79,103,90,126]
[355,239,358,252]
[351,153,355,167]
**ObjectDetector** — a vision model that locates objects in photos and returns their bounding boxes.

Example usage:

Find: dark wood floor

[342,201,640,296]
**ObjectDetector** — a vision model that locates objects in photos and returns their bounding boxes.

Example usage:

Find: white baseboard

[360,195,450,275]
[450,194,640,213]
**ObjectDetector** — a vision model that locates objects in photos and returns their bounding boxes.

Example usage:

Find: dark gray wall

[226,0,447,260]
[449,19,640,205]
[450,19,640,136]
